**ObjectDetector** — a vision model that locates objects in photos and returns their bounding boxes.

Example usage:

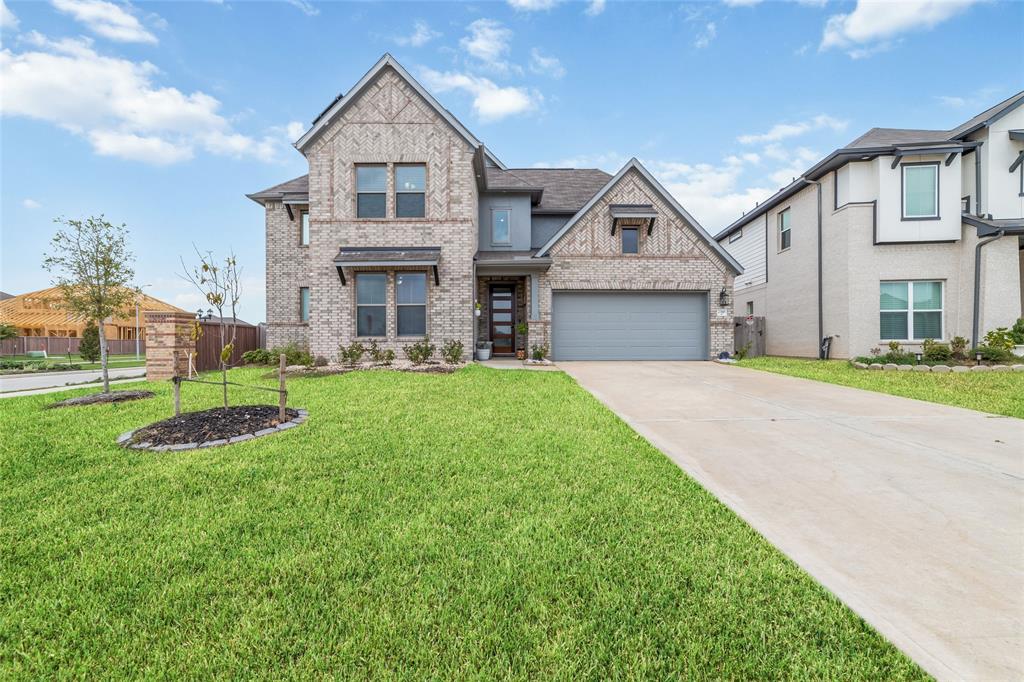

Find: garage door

[552,291,708,360]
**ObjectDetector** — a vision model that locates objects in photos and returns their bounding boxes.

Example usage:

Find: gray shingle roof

[846,128,950,148]
[495,168,612,212]
[948,90,1024,138]
[247,175,309,203]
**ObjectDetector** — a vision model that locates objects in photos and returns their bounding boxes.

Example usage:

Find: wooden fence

[0,336,144,357]
[733,316,766,358]
[194,322,262,372]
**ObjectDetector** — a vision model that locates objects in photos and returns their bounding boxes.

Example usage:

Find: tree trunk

[219,320,227,409]
[98,322,110,393]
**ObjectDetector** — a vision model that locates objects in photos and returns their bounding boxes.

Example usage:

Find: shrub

[1010,318,1024,345]
[984,327,1015,351]
[367,340,395,365]
[314,355,328,367]
[441,339,464,364]
[868,347,881,357]
[338,341,365,366]
[272,342,313,367]
[79,321,101,363]
[403,336,435,365]
[973,345,1014,363]
[530,343,549,361]
[950,336,969,360]
[241,348,272,365]
[921,338,951,362]
[882,340,913,364]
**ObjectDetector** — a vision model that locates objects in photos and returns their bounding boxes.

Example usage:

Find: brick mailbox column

[144,311,196,380]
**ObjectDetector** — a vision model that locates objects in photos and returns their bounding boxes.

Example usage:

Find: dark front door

[489,284,516,355]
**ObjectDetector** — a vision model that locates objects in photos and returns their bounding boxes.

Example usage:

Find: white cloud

[935,87,1003,110]
[1,0,19,30]
[821,0,978,57]
[460,18,516,73]
[529,48,565,78]
[795,0,827,6]
[694,22,717,49]
[646,156,773,232]
[22,198,41,209]
[585,0,606,16]
[395,20,440,47]
[419,67,540,122]
[722,0,762,6]
[507,0,560,10]
[51,0,158,44]
[285,0,319,16]
[0,32,295,164]
[285,120,305,140]
[738,114,847,144]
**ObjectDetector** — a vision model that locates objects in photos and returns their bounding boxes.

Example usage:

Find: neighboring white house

[716,91,1024,359]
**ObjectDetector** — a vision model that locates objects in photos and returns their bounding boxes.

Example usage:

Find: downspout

[972,230,1003,347]
[798,177,824,358]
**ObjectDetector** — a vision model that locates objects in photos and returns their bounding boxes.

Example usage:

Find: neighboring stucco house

[248,55,741,362]
[716,91,1024,359]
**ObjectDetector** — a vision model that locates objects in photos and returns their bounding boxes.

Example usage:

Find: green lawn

[0,353,146,372]
[0,366,925,679]
[738,357,1024,419]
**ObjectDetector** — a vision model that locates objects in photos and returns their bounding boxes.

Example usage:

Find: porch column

[530,274,539,320]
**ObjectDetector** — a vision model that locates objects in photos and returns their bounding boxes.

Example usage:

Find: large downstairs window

[396,272,427,336]
[880,280,943,340]
[356,165,387,218]
[901,163,939,219]
[356,273,386,336]
[395,165,426,218]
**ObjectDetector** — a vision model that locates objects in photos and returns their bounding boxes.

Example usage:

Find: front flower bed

[118,405,307,452]
[49,390,154,409]
[850,360,1024,373]
[283,359,466,377]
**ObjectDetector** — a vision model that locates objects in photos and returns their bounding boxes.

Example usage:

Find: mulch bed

[128,405,299,446]
[48,390,155,409]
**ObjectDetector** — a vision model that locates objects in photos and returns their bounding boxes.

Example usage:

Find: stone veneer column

[144,311,196,380]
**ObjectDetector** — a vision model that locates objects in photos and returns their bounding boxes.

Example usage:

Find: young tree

[43,216,136,393]
[0,323,16,341]
[79,321,101,362]
[180,247,242,409]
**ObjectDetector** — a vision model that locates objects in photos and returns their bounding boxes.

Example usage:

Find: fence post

[278,353,287,423]
[173,376,181,417]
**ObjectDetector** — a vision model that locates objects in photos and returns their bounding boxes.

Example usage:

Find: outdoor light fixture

[718,287,729,306]
[915,352,923,362]
[196,308,213,321]
[976,351,983,362]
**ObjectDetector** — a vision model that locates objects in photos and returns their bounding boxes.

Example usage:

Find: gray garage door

[552,291,708,361]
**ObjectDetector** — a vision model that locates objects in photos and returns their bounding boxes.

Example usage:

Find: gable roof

[534,158,743,274]
[0,286,184,330]
[246,174,309,204]
[293,54,506,170]
[714,89,1024,241]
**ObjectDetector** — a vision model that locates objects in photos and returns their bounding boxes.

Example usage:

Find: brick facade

[143,311,196,380]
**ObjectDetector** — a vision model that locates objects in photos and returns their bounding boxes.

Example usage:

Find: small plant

[984,327,1015,351]
[366,339,393,365]
[338,341,366,366]
[530,343,549,361]
[441,339,464,364]
[79,321,101,363]
[404,336,435,365]
[921,338,951,362]
[241,348,272,365]
[269,342,312,367]
[972,345,1014,363]
[949,336,968,361]
[887,340,902,354]
[882,340,913,364]
[733,342,752,361]
[868,347,881,357]
[314,355,328,367]
[1011,318,1024,345]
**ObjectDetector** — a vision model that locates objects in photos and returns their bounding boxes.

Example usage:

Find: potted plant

[476,340,492,361]
[515,322,528,360]
[474,302,482,318]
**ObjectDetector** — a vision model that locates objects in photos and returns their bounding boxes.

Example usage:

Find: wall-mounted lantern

[718,287,729,307]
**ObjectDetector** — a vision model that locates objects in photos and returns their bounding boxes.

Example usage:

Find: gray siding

[478,193,532,251]
[531,214,570,249]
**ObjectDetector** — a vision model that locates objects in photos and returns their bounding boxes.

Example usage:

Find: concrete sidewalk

[0,366,147,395]
[561,361,1023,682]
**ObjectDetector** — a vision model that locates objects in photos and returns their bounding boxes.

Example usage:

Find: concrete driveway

[560,361,1023,682]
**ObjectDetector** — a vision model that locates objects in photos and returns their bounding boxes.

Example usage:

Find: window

[621,227,639,254]
[745,301,754,316]
[729,229,743,243]
[299,211,310,245]
[396,272,427,336]
[491,209,511,245]
[299,287,310,323]
[902,163,939,219]
[356,165,386,218]
[356,273,386,336]
[880,280,943,340]
[395,165,426,218]
[778,208,791,251]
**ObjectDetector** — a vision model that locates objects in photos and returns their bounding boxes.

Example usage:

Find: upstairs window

[299,287,310,323]
[356,273,386,336]
[729,229,742,243]
[621,227,639,254]
[778,208,791,251]
[356,165,386,218]
[902,163,939,219]
[396,272,427,336]
[299,210,310,245]
[491,209,511,245]
[880,280,943,340]
[395,165,426,218]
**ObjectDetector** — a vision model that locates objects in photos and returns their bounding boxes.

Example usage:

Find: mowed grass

[738,356,1024,419]
[1,354,146,371]
[1,366,926,679]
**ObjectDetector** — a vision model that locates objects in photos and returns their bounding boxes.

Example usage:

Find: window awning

[609,204,657,236]
[1008,129,1024,141]
[333,247,440,285]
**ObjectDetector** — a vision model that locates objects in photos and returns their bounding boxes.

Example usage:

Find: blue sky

[2,0,1021,322]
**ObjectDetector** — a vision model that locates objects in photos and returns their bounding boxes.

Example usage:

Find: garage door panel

[552,292,708,361]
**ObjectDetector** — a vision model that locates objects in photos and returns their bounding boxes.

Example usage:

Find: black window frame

[900,161,940,221]
[395,271,427,337]
[299,210,310,246]
[355,272,387,337]
[395,164,426,218]
[778,208,792,252]
[621,227,639,254]
[299,286,310,323]
[356,164,387,219]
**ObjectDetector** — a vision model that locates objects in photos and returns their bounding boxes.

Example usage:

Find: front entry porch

[476,276,528,357]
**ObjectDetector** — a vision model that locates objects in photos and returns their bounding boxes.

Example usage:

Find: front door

[489,284,516,355]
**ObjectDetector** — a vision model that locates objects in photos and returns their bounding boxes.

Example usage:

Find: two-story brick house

[716,91,1024,359]
[249,55,741,362]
